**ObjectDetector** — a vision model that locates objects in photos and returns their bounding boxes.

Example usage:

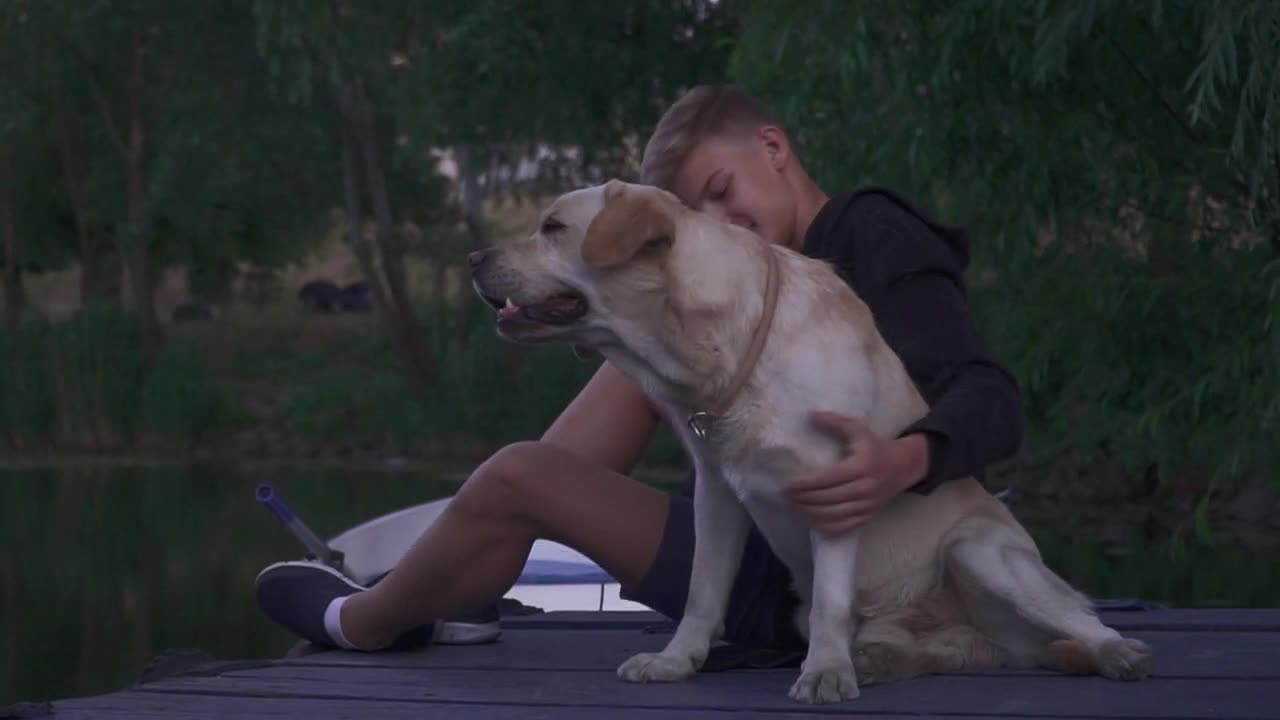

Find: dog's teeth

[504,297,516,310]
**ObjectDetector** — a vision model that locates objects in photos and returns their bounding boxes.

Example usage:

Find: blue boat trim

[518,559,615,586]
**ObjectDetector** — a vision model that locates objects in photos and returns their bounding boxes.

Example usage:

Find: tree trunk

[325,2,438,393]
[55,104,113,308]
[120,25,161,359]
[347,73,439,388]
[337,104,396,349]
[332,75,438,395]
[425,247,447,327]
[81,228,115,308]
[0,147,21,328]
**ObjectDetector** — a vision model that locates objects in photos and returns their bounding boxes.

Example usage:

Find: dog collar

[688,245,782,441]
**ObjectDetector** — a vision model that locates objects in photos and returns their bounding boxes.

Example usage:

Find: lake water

[4,464,1276,705]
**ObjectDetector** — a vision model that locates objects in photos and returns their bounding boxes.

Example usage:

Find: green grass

[0,304,231,455]
[0,295,690,466]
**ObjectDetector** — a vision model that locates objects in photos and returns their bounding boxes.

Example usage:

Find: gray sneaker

[254,560,437,650]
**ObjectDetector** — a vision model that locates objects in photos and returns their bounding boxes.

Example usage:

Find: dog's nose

[468,249,489,269]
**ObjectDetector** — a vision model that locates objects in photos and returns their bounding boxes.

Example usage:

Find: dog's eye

[540,217,566,235]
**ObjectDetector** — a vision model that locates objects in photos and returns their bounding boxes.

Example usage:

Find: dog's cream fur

[470,180,1153,704]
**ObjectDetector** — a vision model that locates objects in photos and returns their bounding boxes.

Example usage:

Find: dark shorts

[619,489,804,650]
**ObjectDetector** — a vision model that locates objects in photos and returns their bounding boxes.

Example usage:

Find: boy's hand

[783,411,929,535]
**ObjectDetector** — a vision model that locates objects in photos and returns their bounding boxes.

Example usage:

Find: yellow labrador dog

[469,180,1152,704]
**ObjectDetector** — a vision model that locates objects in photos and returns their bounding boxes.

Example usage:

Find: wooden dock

[31,606,1280,719]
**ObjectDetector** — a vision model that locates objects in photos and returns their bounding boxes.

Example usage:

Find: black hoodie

[801,186,1024,494]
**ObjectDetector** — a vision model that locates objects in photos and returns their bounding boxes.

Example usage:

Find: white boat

[257,484,649,615]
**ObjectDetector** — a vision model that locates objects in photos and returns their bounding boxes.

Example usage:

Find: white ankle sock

[323,596,360,650]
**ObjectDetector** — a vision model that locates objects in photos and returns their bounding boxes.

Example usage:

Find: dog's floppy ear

[581,181,676,269]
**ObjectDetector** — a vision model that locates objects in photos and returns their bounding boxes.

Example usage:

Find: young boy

[254,84,1024,655]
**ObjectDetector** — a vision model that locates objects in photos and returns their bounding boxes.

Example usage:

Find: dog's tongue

[498,298,521,320]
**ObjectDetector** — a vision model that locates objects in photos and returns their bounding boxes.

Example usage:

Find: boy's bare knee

[458,441,557,519]
[479,441,548,487]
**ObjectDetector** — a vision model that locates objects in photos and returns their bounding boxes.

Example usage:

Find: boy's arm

[829,193,1025,493]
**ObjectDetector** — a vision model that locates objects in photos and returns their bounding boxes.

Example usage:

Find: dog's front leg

[617,468,749,683]
[789,528,861,703]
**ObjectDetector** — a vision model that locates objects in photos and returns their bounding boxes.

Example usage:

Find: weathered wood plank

[286,629,668,671]
[135,668,1279,719]
[503,608,1280,633]
[1072,608,1280,632]
[282,628,1280,679]
[53,689,1099,720]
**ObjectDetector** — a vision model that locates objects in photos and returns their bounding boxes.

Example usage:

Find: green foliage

[2,0,735,466]
[736,1,1278,250]
[385,1,739,188]
[1,0,1273,507]
[0,304,225,452]
[281,362,428,446]
[138,339,225,451]
[733,1,1280,497]
[277,302,686,464]
[1035,526,1280,608]
[43,302,147,449]
[0,1,342,283]
[253,1,738,199]
[971,240,1280,486]
[0,315,55,448]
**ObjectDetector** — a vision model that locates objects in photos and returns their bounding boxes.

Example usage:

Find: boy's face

[668,127,801,249]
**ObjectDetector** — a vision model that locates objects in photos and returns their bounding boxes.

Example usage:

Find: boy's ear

[581,182,676,269]
[758,126,789,171]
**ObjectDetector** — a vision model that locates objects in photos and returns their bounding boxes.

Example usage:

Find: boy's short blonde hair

[640,84,786,191]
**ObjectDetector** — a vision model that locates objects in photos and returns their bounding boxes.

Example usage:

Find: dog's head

[470,179,763,391]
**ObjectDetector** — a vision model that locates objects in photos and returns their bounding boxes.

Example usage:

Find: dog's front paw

[788,663,861,704]
[1094,637,1153,681]
[616,651,699,683]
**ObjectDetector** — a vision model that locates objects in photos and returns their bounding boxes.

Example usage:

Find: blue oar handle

[255,483,341,567]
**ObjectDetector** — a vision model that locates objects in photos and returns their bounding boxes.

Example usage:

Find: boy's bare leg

[329,440,670,649]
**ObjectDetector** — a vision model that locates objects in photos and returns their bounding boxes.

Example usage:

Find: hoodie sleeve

[814,190,1025,493]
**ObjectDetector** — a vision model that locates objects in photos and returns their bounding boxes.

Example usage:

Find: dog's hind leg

[944,517,1153,681]
[788,529,862,704]
[617,468,750,684]
[853,618,1004,685]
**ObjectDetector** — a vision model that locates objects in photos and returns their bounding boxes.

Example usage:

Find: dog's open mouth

[482,291,589,327]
